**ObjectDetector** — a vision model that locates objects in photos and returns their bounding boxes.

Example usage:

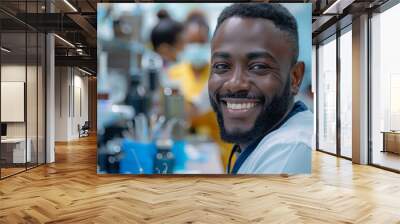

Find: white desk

[1,138,31,163]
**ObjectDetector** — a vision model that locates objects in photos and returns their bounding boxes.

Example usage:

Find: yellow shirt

[168,62,209,103]
[168,62,232,168]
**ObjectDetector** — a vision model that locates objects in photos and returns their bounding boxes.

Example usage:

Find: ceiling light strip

[1,47,11,53]
[323,0,342,14]
[78,67,92,76]
[54,34,75,48]
[63,0,78,12]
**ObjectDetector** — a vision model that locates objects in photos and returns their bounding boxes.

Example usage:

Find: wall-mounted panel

[1,81,25,122]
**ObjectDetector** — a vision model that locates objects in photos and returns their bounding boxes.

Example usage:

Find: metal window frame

[316,0,400,173]
[315,22,353,162]
[367,0,400,173]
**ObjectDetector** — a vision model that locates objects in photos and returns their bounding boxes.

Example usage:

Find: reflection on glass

[38,33,46,165]
[390,75,400,130]
[318,37,337,154]
[340,29,352,158]
[371,3,400,171]
[27,31,38,169]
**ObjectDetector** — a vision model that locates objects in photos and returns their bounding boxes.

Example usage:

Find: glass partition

[317,35,337,155]
[339,28,352,158]
[0,1,46,179]
[27,30,38,169]
[1,30,28,177]
[371,3,400,171]
[38,32,45,165]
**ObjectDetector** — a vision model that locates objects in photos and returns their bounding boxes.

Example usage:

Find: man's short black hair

[214,3,299,65]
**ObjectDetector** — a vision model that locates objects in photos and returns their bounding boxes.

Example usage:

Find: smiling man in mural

[208,3,313,174]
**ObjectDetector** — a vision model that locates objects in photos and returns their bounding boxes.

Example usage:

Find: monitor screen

[1,123,7,137]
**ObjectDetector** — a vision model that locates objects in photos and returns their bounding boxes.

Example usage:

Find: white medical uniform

[237,109,313,174]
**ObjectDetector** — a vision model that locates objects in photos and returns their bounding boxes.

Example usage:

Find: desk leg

[382,133,386,153]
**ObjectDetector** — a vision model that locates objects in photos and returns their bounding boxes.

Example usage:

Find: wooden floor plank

[0,135,400,223]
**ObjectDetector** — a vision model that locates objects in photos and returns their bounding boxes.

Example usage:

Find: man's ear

[290,61,305,95]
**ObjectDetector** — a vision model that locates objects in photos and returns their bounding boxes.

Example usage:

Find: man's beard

[209,80,293,145]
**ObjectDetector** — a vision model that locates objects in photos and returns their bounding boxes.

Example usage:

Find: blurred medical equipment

[97,4,187,174]
[192,86,211,115]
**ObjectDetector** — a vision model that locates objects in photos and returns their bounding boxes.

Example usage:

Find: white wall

[55,67,89,141]
[55,66,69,141]
[1,64,46,164]
[72,73,89,138]
[1,65,36,138]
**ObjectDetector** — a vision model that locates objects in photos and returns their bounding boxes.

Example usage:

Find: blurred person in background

[150,9,185,70]
[168,10,232,167]
[169,10,210,103]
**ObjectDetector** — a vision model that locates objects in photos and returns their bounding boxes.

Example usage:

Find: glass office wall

[371,3,400,171]
[0,1,46,179]
[339,27,352,158]
[27,31,38,169]
[317,35,337,155]
[26,0,46,169]
[0,0,28,177]
[38,32,45,165]
[1,31,28,177]
[35,0,46,166]
[317,25,354,160]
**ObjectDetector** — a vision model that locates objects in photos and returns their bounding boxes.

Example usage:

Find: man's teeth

[226,102,256,110]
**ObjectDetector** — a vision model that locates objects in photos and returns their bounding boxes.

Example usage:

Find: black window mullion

[336,27,341,157]
[36,0,39,168]
[0,19,2,179]
[25,0,28,171]
[367,10,373,165]
[316,45,319,151]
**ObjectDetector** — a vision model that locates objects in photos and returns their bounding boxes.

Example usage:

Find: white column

[46,33,55,163]
[45,1,55,163]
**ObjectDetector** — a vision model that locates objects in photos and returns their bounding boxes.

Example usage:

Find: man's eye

[249,63,268,70]
[212,63,230,70]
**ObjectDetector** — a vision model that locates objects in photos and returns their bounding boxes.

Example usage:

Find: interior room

[0,0,400,223]
[0,14,46,178]
[370,2,400,171]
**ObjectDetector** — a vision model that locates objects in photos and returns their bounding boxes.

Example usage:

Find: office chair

[79,121,90,138]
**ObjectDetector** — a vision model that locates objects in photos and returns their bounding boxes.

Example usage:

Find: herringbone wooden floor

[1,135,400,223]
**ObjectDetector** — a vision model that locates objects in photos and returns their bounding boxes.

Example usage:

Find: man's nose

[224,67,250,92]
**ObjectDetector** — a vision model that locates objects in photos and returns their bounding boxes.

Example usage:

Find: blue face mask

[180,43,210,69]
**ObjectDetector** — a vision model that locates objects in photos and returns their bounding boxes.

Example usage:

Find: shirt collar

[228,101,308,174]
